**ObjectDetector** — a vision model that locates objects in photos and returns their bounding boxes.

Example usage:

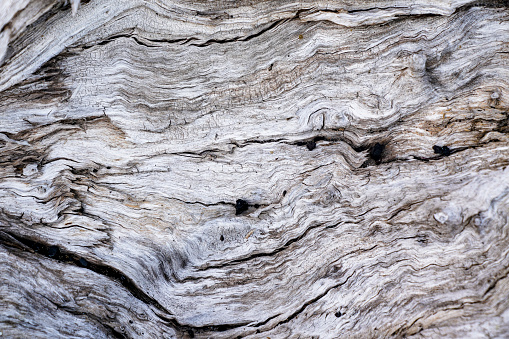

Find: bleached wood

[1,0,509,338]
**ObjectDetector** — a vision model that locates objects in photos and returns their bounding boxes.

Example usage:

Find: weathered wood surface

[1,0,509,338]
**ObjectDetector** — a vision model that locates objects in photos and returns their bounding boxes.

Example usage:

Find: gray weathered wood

[1,0,509,338]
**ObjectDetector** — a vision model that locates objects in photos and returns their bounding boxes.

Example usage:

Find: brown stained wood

[1,0,509,338]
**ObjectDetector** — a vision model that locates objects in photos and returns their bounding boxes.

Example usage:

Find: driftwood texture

[1,0,509,338]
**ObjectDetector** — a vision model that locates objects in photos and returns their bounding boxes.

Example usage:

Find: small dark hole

[235,199,249,215]
[106,166,111,169]
[48,246,59,258]
[370,143,385,162]
[433,145,451,156]
[220,235,224,241]
[129,320,133,324]
[92,168,98,173]
[187,329,195,338]
[335,311,342,318]
[283,190,287,196]
[78,257,88,267]
[268,63,273,71]
[306,140,316,151]
[254,204,260,209]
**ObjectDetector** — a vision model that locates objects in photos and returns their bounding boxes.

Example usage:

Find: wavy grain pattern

[1,0,509,338]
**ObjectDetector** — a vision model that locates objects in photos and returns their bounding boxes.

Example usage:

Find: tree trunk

[1,0,509,338]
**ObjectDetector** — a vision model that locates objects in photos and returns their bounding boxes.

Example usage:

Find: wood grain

[1,0,509,338]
